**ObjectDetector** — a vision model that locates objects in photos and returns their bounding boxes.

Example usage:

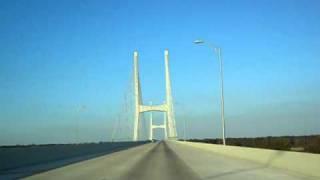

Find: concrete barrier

[176,141,320,178]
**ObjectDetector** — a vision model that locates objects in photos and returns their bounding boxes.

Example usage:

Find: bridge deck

[25,141,317,180]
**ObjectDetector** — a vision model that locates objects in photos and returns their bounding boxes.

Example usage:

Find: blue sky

[0,0,319,145]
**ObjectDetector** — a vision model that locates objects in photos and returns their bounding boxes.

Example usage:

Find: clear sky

[0,0,319,145]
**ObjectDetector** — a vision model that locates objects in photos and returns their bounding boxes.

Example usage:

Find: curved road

[26,141,317,180]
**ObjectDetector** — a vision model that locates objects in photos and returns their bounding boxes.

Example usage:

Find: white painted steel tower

[133,49,177,141]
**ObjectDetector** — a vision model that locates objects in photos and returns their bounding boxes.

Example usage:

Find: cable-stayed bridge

[112,49,177,142]
[24,50,320,180]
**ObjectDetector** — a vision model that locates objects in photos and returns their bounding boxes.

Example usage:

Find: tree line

[187,135,320,154]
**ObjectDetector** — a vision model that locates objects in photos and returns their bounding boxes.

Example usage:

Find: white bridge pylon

[133,49,177,141]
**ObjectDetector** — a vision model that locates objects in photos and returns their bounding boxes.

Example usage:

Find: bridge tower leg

[164,50,177,139]
[133,51,140,141]
[149,102,153,141]
[163,111,168,139]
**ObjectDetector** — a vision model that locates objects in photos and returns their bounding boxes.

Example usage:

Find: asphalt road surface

[26,141,317,180]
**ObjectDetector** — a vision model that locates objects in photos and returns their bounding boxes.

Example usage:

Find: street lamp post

[184,117,186,141]
[193,39,226,145]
